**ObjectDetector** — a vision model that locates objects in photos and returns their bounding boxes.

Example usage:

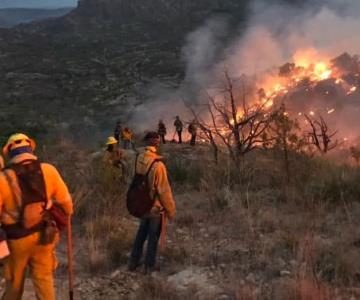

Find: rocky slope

[0,0,250,144]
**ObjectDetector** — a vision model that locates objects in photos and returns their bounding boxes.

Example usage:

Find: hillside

[5,141,358,299]
[0,0,249,145]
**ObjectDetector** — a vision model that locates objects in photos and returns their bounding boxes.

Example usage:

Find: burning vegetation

[190,51,360,165]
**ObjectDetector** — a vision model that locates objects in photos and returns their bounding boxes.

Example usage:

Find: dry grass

[37,139,360,298]
[135,276,199,300]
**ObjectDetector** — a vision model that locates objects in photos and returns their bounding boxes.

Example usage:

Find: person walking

[188,119,198,146]
[157,120,167,144]
[173,116,183,144]
[0,133,73,300]
[128,132,175,273]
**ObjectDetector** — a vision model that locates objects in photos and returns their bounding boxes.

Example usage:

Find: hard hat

[106,136,118,145]
[3,133,36,156]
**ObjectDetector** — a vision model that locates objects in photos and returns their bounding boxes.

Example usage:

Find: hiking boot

[143,265,159,275]
[128,262,141,272]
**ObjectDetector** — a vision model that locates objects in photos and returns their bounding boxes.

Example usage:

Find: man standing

[128,132,175,273]
[114,121,122,143]
[0,133,73,300]
[173,116,183,144]
[188,119,198,146]
[103,136,126,177]
[157,120,167,144]
[121,127,133,150]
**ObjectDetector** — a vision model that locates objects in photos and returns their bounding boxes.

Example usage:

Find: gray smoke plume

[130,0,360,143]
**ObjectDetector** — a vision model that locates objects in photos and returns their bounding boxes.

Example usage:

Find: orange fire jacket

[136,146,175,219]
[0,153,73,225]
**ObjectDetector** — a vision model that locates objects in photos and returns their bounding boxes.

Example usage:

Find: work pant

[123,140,130,149]
[129,216,161,270]
[160,134,166,144]
[177,130,182,144]
[2,232,57,300]
[190,133,197,146]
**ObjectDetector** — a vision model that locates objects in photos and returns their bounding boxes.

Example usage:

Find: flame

[264,99,274,108]
[314,62,332,80]
[218,49,358,146]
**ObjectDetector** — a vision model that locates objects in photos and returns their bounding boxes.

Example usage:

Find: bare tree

[270,103,305,183]
[190,72,278,166]
[189,106,219,162]
[304,113,339,154]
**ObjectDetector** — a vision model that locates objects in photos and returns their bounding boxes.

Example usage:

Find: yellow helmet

[3,133,36,156]
[106,136,118,145]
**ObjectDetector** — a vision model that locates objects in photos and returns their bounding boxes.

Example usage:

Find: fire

[314,62,332,80]
[223,50,359,146]
[253,50,359,125]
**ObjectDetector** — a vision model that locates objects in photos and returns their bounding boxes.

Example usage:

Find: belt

[2,222,44,240]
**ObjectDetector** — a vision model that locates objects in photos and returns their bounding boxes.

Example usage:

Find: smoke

[129,17,230,136]
[130,0,360,143]
[224,0,360,76]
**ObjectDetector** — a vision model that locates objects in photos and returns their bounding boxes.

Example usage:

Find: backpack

[10,160,48,230]
[126,156,159,218]
[3,160,68,240]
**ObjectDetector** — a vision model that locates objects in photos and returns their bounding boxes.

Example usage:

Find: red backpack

[126,156,159,218]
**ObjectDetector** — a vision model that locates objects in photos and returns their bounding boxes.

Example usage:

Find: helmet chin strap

[9,146,33,159]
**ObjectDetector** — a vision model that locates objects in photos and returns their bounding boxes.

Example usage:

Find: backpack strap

[3,170,22,220]
[146,159,159,178]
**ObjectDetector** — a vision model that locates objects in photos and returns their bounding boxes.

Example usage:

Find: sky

[0,0,77,9]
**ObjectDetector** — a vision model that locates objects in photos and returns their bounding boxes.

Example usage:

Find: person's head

[159,119,163,124]
[3,133,36,158]
[105,136,118,152]
[176,116,179,120]
[144,132,160,149]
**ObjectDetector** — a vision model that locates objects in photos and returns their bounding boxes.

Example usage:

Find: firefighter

[173,116,183,144]
[103,136,126,173]
[188,119,198,146]
[114,121,122,143]
[157,120,167,144]
[128,132,175,273]
[121,127,133,150]
[0,133,73,300]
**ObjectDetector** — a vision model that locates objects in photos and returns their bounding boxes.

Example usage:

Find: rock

[246,273,256,283]
[217,294,232,300]
[280,270,291,277]
[167,267,221,296]
[131,282,140,291]
[110,270,121,279]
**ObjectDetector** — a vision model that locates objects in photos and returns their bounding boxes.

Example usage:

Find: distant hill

[0,0,77,9]
[0,7,73,28]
